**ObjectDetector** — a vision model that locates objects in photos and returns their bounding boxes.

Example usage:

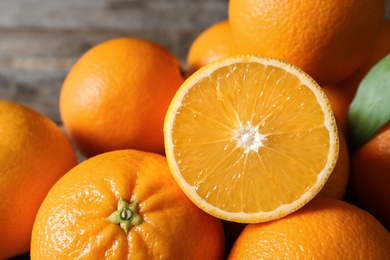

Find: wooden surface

[0,0,229,125]
[1,1,390,125]
[1,3,227,257]
[1,0,390,125]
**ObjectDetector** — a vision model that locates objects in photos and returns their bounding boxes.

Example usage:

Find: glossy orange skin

[317,130,350,200]
[228,197,390,259]
[351,121,390,228]
[359,20,390,79]
[322,79,359,135]
[0,100,78,259]
[60,37,184,158]
[322,20,390,135]
[228,0,385,85]
[31,149,225,259]
[186,20,240,76]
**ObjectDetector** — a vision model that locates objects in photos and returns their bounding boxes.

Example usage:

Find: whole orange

[31,149,225,259]
[317,129,350,200]
[361,19,390,76]
[60,37,184,158]
[228,0,385,85]
[0,100,78,259]
[351,121,390,228]
[186,20,240,76]
[322,20,390,135]
[228,197,390,259]
[322,80,359,135]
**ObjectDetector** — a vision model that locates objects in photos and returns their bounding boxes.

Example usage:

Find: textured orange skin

[358,20,390,79]
[186,20,240,76]
[60,37,184,158]
[322,20,390,135]
[322,79,359,135]
[31,150,225,259]
[351,121,390,228]
[228,0,385,85]
[228,197,390,259]
[0,100,78,259]
[317,130,350,200]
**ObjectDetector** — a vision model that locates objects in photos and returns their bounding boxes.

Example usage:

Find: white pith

[234,121,266,153]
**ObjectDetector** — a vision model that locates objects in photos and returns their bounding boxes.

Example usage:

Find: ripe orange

[164,55,339,223]
[31,149,225,259]
[363,19,390,75]
[60,37,184,158]
[351,120,390,228]
[322,20,390,135]
[322,79,359,135]
[317,129,350,200]
[186,20,240,76]
[0,100,78,259]
[228,197,390,259]
[228,0,385,85]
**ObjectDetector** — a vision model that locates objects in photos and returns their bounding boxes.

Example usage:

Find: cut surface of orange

[164,55,339,223]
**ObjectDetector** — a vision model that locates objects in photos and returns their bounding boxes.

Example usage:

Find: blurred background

[0,0,229,124]
[0,0,389,125]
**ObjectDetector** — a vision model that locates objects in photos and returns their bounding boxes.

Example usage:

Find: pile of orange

[1,0,390,259]
[0,100,78,259]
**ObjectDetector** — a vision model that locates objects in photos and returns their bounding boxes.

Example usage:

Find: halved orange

[164,55,339,223]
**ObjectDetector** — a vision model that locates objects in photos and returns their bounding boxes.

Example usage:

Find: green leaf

[347,54,390,150]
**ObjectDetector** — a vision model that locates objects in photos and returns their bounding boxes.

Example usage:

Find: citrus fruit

[164,55,339,223]
[60,37,184,158]
[351,120,390,228]
[228,197,390,259]
[186,20,240,76]
[228,0,385,85]
[364,19,390,73]
[322,76,359,135]
[317,129,350,200]
[322,19,390,135]
[0,100,78,259]
[31,149,225,259]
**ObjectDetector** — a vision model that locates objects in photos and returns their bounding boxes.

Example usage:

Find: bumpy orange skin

[31,150,225,259]
[186,20,240,76]
[228,197,390,259]
[228,0,385,85]
[0,100,78,259]
[60,37,184,158]
[351,121,390,228]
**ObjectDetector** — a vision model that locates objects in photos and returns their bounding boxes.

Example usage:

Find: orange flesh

[170,62,331,213]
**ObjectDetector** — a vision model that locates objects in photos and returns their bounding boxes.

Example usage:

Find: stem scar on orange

[31,149,225,259]
[164,55,339,223]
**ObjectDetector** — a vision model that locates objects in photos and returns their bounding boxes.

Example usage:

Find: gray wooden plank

[0,0,228,30]
[0,26,206,122]
[0,0,389,125]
